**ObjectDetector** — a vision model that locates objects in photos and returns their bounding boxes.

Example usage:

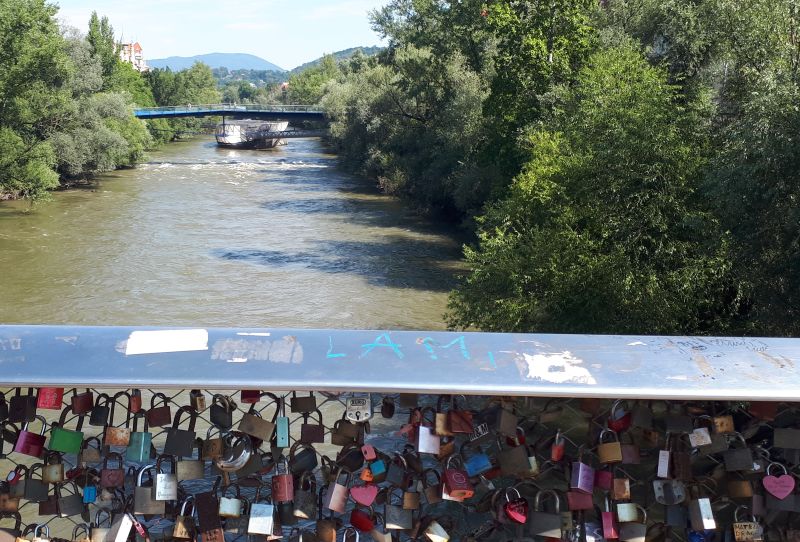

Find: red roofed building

[119,42,148,72]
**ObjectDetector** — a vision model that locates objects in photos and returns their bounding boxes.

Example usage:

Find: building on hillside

[119,42,148,72]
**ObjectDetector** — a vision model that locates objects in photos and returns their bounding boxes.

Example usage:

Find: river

[0,138,464,329]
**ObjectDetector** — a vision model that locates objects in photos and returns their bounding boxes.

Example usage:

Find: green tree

[0,0,70,199]
[87,11,118,84]
[286,55,340,104]
[448,44,737,334]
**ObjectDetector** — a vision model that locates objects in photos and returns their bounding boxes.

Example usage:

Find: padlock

[42,451,65,484]
[713,411,736,434]
[288,441,319,475]
[762,461,795,500]
[173,497,195,540]
[290,391,317,413]
[245,486,274,535]
[688,484,716,531]
[570,450,595,494]
[725,433,755,471]
[100,452,125,488]
[616,502,640,523]
[316,489,340,542]
[103,392,131,447]
[153,455,178,501]
[443,455,473,500]
[664,403,693,434]
[448,394,474,434]
[653,479,687,505]
[13,415,46,458]
[425,519,450,542]
[0,484,19,513]
[566,487,594,511]
[618,505,647,542]
[402,444,423,474]
[551,429,566,461]
[417,407,440,455]
[79,437,102,464]
[529,489,562,538]
[608,400,632,433]
[346,393,372,422]
[275,395,290,447]
[671,434,693,481]
[107,513,135,542]
[81,470,97,504]
[435,395,455,436]
[31,524,50,542]
[176,455,205,481]
[595,466,613,491]
[202,426,224,460]
[631,401,654,429]
[238,402,276,443]
[8,388,36,423]
[36,387,64,410]
[49,406,85,454]
[163,406,197,457]
[272,456,294,503]
[380,396,395,418]
[732,505,762,542]
[385,452,409,487]
[322,467,351,513]
[129,388,142,413]
[461,441,492,477]
[134,465,165,515]
[598,429,623,463]
[126,411,152,463]
[421,468,442,505]
[300,409,325,443]
[350,504,376,532]
[20,464,48,502]
[213,432,254,473]
[728,479,754,498]
[602,495,619,540]
[146,393,171,428]
[469,421,491,445]
[195,486,224,541]
[56,481,84,517]
[219,484,244,518]
[0,512,21,542]
[337,443,366,473]
[293,471,317,520]
[613,469,631,501]
[490,400,518,436]
[498,437,531,477]
[0,422,17,461]
[402,483,420,510]
[190,390,206,411]
[384,487,412,530]
[72,523,92,542]
[657,432,673,478]
[224,495,251,536]
[499,487,528,524]
[88,393,111,427]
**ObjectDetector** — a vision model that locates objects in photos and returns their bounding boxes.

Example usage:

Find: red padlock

[240,390,261,404]
[270,457,294,503]
[551,430,566,462]
[608,400,632,433]
[129,389,142,413]
[595,468,613,491]
[70,389,94,415]
[602,496,619,539]
[502,488,529,524]
[443,455,474,500]
[36,388,63,410]
[350,505,376,531]
[506,426,526,447]
[13,415,47,457]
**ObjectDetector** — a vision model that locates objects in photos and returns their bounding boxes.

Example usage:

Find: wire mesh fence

[0,388,792,542]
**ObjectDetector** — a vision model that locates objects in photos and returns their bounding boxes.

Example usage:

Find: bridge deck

[134,104,325,121]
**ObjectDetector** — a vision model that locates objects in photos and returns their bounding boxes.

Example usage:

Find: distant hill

[290,46,384,74]
[148,53,285,72]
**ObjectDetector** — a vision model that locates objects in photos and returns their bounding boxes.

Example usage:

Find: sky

[55,0,389,71]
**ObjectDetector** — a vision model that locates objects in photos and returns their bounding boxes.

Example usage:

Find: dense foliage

[0,3,221,199]
[313,0,800,336]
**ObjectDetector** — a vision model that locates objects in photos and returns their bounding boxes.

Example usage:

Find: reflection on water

[0,138,463,329]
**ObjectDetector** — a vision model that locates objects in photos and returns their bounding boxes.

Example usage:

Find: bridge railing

[133,104,324,115]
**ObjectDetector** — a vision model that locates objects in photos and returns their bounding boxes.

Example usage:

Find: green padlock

[126,411,153,463]
[49,406,85,454]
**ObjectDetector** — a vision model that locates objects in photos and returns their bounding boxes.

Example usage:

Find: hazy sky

[55,0,389,70]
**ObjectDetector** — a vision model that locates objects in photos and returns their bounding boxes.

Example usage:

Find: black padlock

[164,406,198,457]
[89,393,111,427]
[381,397,395,419]
[209,395,235,430]
[0,392,8,421]
[277,501,296,526]
[8,388,36,423]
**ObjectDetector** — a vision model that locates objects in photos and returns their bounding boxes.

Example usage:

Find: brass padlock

[173,498,196,540]
[597,429,623,464]
[732,505,762,542]
[42,451,65,484]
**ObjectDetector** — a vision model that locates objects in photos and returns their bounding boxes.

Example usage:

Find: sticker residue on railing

[124,329,209,355]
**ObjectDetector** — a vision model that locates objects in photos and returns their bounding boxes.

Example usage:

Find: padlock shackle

[150,393,169,409]
[766,461,788,476]
[137,464,156,486]
[156,454,176,473]
[533,489,561,513]
[33,524,49,538]
[734,504,756,523]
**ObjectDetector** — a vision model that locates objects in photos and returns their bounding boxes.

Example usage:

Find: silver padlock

[32,524,50,542]
[618,505,647,542]
[732,505,763,542]
[345,394,372,422]
[248,486,275,535]
[154,455,178,501]
[688,485,716,531]
[134,465,166,515]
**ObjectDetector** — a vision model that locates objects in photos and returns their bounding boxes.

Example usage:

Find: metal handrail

[0,325,798,400]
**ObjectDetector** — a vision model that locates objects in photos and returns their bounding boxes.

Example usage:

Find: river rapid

[0,138,464,329]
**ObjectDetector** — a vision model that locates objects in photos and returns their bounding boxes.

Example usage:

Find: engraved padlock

[346,394,372,422]
[153,454,178,501]
[598,429,623,464]
[248,486,275,535]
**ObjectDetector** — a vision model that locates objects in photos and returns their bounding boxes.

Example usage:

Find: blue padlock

[462,441,492,477]
[370,459,386,476]
[82,484,97,504]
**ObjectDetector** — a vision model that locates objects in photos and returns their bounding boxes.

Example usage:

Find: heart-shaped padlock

[763,462,795,500]
[350,484,379,506]
[503,488,529,524]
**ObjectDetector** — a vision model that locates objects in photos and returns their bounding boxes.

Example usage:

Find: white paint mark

[666,375,689,381]
[521,351,597,385]
[227,357,248,363]
[236,332,271,337]
[56,336,78,345]
[591,364,602,369]
[125,329,208,355]
[628,341,647,346]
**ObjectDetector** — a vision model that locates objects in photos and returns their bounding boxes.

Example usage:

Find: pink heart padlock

[350,484,379,506]
[503,488,529,524]
[764,462,795,500]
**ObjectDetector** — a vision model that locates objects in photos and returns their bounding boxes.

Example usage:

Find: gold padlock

[597,429,623,464]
